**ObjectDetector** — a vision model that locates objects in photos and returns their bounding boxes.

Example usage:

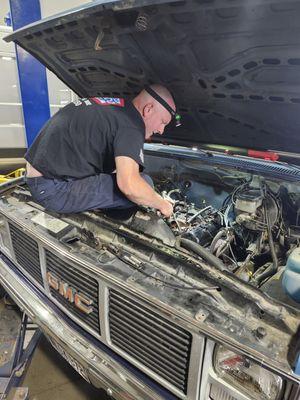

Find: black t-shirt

[25,97,145,179]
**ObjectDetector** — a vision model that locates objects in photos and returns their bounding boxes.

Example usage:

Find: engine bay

[144,155,300,292]
[2,150,300,302]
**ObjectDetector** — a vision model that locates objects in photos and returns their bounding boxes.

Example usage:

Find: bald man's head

[133,84,176,139]
[141,84,175,109]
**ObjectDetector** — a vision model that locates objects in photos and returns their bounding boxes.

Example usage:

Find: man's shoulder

[65,97,144,132]
[114,99,144,131]
[60,99,107,122]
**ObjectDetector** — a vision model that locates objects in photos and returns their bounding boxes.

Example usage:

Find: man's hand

[159,199,173,218]
[115,156,173,215]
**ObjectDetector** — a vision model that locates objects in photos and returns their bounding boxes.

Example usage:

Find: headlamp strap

[144,86,181,127]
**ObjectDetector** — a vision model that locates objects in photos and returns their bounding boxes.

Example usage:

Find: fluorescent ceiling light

[0,123,24,128]
[9,123,23,127]
[2,56,13,61]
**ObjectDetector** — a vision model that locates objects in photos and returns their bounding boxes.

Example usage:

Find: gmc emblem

[47,272,93,315]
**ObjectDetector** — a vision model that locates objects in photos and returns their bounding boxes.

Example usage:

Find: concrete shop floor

[23,336,110,400]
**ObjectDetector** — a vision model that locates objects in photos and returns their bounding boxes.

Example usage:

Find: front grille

[109,289,192,394]
[9,223,43,285]
[45,250,100,335]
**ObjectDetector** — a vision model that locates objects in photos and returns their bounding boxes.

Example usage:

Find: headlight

[213,345,283,400]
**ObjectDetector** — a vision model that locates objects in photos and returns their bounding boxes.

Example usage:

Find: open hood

[5,0,300,153]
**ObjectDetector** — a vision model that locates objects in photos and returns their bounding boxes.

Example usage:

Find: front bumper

[0,255,167,400]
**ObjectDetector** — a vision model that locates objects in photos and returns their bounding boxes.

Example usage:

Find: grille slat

[46,265,95,295]
[109,312,188,360]
[10,230,40,257]
[11,235,39,255]
[45,250,100,335]
[110,298,190,346]
[109,290,191,394]
[13,252,42,282]
[9,223,43,285]
[13,247,40,266]
[110,333,186,389]
[109,332,187,384]
[47,272,98,301]
[46,254,98,293]
[111,291,187,338]
[110,326,187,375]
[46,265,98,296]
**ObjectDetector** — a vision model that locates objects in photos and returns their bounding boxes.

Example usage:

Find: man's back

[25,98,145,179]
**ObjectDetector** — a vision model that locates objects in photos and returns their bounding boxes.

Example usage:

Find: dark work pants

[26,173,153,214]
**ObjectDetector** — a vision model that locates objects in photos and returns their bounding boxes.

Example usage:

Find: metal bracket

[0,304,42,399]
[94,31,104,51]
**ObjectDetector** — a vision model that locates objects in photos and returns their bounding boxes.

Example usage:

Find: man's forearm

[120,175,165,210]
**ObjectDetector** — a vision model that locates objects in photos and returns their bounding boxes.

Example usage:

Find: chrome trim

[5,218,16,260]
[0,258,166,400]
[99,282,109,342]
[39,240,49,292]
[0,218,14,259]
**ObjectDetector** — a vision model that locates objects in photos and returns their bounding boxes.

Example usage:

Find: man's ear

[142,102,154,118]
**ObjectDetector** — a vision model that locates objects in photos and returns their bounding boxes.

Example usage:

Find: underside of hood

[5,0,300,153]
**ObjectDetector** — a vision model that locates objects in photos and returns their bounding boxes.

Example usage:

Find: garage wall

[0,1,9,25]
[0,0,89,150]
[40,0,89,17]
[0,24,26,148]
[0,0,26,149]
[40,0,89,116]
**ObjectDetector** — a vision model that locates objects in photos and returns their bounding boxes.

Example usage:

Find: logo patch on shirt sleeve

[91,97,125,107]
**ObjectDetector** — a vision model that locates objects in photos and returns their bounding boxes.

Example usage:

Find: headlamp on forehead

[145,86,181,127]
[174,113,182,127]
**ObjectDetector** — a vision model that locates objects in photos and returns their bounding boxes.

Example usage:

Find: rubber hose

[180,237,227,271]
[254,202,279,284]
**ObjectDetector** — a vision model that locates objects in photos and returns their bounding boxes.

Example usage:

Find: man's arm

[115,156,173,217]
